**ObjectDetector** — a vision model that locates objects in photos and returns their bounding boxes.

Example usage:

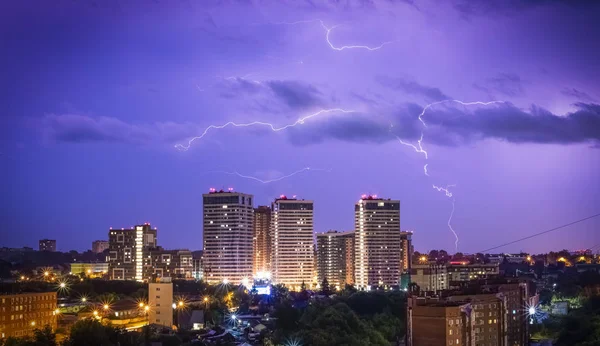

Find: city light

[93,311,98,316]
[144,306,150,312]
[30,321,35,326]
[103,304,109,310]
[139,302,144,308]
[60,282,66,288]
[528,306,536,315]
[44,271,49,276]
[223,278,229,285]
[178,301,184,307]
[172,303,176,309]
[81,297,87,302]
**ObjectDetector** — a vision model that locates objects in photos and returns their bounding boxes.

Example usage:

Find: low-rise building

[410,264,448,293]
[0,292,58,339]
[407,297,473,346]
[145,247,193,280]
[447,263,500,284]
[148,277,173,328]
[447,293,507,346]
[69,262,109,277]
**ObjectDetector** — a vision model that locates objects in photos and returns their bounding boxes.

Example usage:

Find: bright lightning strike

[448,198,459,251]
[319,21,393,51]
[209,167,332,184]
[395,100,505,251]
[262,19,392,52]
[175,108,355,151]
[432,184,456,198]
[418,100,506,128]
[396,133,428,159]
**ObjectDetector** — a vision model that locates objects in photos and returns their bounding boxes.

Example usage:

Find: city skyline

[2,0,600,254]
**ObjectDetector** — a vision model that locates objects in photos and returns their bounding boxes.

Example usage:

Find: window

[449,329,453,335]
[156,288,160,291]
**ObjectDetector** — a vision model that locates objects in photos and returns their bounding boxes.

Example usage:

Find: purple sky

[1,0,599,254]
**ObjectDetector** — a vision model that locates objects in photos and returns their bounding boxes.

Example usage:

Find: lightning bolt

[208,167,332,184]
[448,198,459,251]
[432,184,456,198]
[319,20,393,51]
[175,108,356,151]
[418,100,506,128]
[260,19,393,52]
[396,99,506,251]
[396,133,428,159]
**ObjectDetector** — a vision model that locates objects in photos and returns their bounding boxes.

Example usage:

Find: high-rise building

[38,239,56,252]
[92,240,109,254]
[0,292,58,339]
[202,189,253,285]
[108,223,157,281]
[400,231,413,273]
[145,247,193,280]
[271,196,314,289]
[354,195,401,290]
[253,206,271,275]
[316,230,355,289]
[148,277,173,327]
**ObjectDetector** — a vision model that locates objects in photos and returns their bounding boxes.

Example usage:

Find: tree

[321,278,331,296]
[32,325,57,346]
[62,319,125,346]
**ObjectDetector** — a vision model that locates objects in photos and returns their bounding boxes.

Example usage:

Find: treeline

[271,288,407,346]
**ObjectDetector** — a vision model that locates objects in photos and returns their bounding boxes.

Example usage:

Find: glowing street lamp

[178,301,184,307]
[81,297,87,303]
[139,302,145,308]
[103,304,109,310]
[93,311,98,316]
[44,271,49,277]
[59,282,66,288]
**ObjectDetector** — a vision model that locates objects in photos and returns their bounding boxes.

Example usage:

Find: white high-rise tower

[354,195,401,290]
[271,196,314,290]
[202,188,254,285]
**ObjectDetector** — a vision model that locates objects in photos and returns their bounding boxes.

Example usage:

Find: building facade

[447,263,500,285]
[401,231,414,273]
[253,206,271,275]
[447,293,508,346]
[108,223,157,281]
[145,247,193,280]
[0,292,58,339]
[202,189,254,285]
[408,297,474,346]
[411,264,448,293]
[316,230,355,289]
[69,262,109,277]
[38,239,56,252]
[354,195,401,289]
[148,278,173,328]
[92,240,109,254]
[271,196,314,289]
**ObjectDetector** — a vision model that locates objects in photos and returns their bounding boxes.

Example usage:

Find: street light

[60,282,66,288]
[103,304,109,310]
[178,301,184,307]
[81,297,87,302]
[139,302,145,308]
[44,272,49,277]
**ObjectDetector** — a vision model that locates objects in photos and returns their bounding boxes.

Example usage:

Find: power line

[478,212,600,253]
